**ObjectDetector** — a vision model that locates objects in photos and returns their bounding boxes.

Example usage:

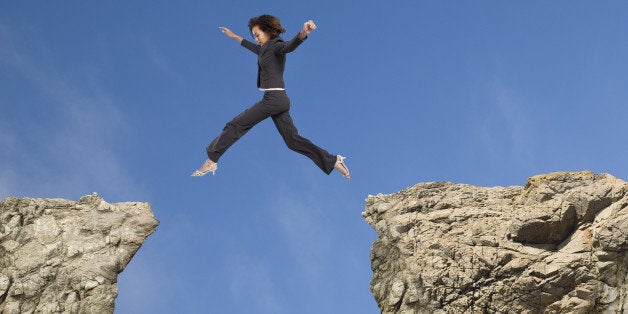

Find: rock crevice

[364,171,627,313]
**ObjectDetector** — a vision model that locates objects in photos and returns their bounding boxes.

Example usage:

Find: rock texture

[363,171,627,313]
[0,193,158,313]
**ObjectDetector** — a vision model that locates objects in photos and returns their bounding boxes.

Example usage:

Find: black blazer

[241,34,306,89]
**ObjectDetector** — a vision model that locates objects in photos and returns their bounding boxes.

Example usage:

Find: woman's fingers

[219,26,231,35]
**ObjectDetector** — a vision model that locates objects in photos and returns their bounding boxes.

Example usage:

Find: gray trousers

[206,90,336,174]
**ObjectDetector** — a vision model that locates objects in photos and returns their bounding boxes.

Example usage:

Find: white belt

[259,88,285,91]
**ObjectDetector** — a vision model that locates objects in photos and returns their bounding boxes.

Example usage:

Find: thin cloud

[267,181,333,289]
[0,175,10,198]
[142,37,175,76]
[226,253,286,314]
[473,79,536,168]
[493,84,533,161]
[0,22,143,201]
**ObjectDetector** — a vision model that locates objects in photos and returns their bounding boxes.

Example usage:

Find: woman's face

[252,26,270,46]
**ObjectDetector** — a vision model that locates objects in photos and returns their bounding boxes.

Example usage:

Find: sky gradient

[2,1,627,313]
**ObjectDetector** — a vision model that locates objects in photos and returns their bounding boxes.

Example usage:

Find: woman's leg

[195,99,272,176]
[272,110,337,174]
[206,99,273,162]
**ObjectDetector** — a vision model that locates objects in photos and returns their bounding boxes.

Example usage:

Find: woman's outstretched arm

[219,27,243,43]
[220,26,259,54]
[278,20,317,54]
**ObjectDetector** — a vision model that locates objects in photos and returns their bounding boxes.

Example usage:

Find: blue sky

[1,1,627,313]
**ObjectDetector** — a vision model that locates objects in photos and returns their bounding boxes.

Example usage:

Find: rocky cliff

[0,193,158,313]
[363,171,627,313]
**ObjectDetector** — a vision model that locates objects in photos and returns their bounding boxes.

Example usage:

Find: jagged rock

[0,193,158,314]
[363,171,627,313]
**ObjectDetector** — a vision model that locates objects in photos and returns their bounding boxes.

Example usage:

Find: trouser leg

[206,99,272,162]
[272,110,337,174]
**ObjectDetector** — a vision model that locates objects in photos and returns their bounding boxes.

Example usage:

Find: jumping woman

[192,15,350,180]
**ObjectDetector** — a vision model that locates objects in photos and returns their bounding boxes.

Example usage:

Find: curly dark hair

[248,14,286,38]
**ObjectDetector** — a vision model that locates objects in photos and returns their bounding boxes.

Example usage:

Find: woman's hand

[299,20,316,39]
[219,26,243,42]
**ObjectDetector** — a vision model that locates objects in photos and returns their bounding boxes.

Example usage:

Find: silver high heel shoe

[191,160,218,176]
[334,155,350,181]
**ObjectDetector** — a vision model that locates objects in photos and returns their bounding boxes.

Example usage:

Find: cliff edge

[363,171,627,313]
[0,193,158,313]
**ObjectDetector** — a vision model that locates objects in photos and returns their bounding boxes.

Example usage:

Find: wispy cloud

[493,84,533,160]
[473,79,536,168]
[142,37,175,76]
[267,181,333,288]
[226,253,286,314]
[0,175,10,199]
[0,21,143,201]
[221,181,334,313]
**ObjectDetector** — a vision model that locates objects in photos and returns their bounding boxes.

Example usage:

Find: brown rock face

[0,193,158,314]
[363,171,627,313]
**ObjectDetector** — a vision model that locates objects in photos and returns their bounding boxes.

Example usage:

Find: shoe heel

[191,162,218,177]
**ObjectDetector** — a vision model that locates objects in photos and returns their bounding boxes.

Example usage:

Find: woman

[192,15,350,180]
